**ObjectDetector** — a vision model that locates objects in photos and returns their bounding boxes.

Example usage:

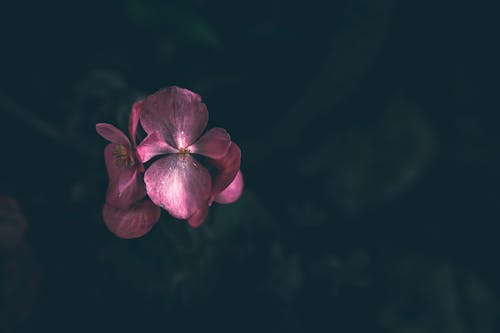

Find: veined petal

[103,201,161,239]
[96,123,130,146]
[104,144,146,208]
[141,87,208,149]
[189,127,231,159]
[129,99,143,145]
[209,142,241,196]
[187,204,209,228]
[136,132,178,163]
[144,154,211,220]
[214,170,244,204]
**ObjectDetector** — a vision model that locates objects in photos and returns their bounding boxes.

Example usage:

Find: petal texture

[144,154,212,219]
[128,100,143,144]
[104,144,146,208]
[118,168,138,195]
[96,123,130,146]
[209,142,242,196]
[189,127,231,159]
[103,200,160,239]
[214,170,244,204]
[136,132,178,163]
[141,87,208,149]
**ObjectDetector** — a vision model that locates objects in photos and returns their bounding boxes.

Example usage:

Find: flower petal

[102,200,161,239]
[144,154,212,219]
[128,99,143,145]
[209,142,242,196]
[136,132,178,163]
[96,123,130,146]
[189,127,231,159]
[118,168,138,195]
[141,87,208,149]
[104,144,146,208]
[187,204,209,228]
[214,170,244,204]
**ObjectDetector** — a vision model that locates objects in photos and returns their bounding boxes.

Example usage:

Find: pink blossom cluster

[96,87,243,238]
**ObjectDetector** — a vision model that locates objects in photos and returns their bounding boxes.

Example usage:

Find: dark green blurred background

[1,0,499,332]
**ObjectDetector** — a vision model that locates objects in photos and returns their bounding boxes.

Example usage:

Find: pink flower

[96,101,160,238]
[136,87,244,227]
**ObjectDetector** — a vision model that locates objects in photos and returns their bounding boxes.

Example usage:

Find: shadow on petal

[209,142,241,196]
[187,204,209,228]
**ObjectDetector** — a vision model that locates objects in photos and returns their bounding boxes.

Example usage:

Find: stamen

[179,147,190,155]
[113,144,130,167]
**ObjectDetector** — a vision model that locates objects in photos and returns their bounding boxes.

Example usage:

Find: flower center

[179,147,190,156]
[112,144,131,167]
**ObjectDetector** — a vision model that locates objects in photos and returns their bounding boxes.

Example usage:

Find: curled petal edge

[214,170,244,204]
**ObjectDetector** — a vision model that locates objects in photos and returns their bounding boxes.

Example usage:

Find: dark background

[1,0,499,332]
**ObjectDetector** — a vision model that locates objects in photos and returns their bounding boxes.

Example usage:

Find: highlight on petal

[189,127,231,159]
[104,145,146,209]
[118,168,138,195]
[102,200,161,239]
[136,132,178,163]
[141,86,208,149]
[187,203,209,228]
[96,123,130,146]
[129,99,144,144]
[209,142,242,196]
[144,154,211,220]
[214,170,244,204]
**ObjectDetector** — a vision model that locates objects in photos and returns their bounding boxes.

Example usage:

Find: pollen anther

[113,144,130,167]
[179,147,190,155]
